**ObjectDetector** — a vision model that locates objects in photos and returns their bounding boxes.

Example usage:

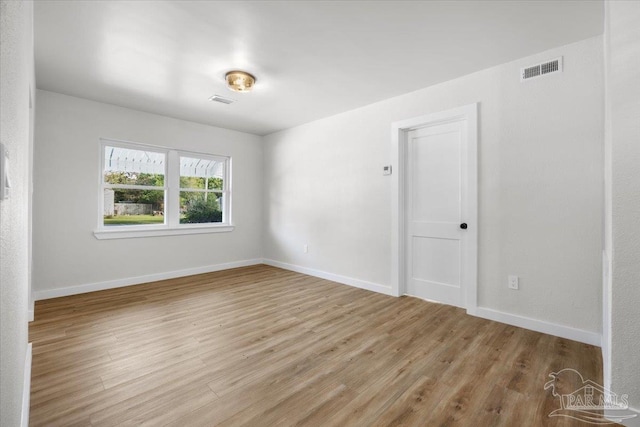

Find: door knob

[460,223,468,229]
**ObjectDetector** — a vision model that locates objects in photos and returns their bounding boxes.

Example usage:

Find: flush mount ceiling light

[225,70,256,93]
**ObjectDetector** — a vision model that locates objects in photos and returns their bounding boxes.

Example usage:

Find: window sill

[93,224,234,240]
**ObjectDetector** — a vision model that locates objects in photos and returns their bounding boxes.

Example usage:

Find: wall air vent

[521,57,562,82]
[209,94,235,104]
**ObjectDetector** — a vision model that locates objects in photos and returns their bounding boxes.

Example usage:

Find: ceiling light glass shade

[225,70,256,92]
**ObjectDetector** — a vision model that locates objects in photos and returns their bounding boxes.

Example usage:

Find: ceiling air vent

[209,94,235,104]
[521,57,562,82]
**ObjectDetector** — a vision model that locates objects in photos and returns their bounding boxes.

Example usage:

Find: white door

[405,120,471,308]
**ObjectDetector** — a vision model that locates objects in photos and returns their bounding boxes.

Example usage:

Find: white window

[179,155,227,225]
[96,139,232,239]
[102,143,167,225]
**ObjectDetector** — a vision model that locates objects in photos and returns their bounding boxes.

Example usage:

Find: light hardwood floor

[30,265,602,426]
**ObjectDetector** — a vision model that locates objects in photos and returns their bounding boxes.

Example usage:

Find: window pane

[103,189,164,226]
[104,146,165,186]
[180,156,223,190]
[180,191,222,224]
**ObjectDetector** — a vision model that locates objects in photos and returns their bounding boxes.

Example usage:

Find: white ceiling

[34,1,603,136]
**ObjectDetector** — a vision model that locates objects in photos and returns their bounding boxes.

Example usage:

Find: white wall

[32,90,263,297]
[264,36,604,335]
[605,0,640,412]
[0,0,34,425]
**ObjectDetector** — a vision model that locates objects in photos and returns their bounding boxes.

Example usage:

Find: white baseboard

[605,406,640,426]
[602,344,611,391]
[33,259,263,301]
[21,343,32,427]
[264,260,600,346]
[602,250,612,390]
[31,258,601,349]
[625,407,639,427]
[263,259,393,296]
[471,307,601,347]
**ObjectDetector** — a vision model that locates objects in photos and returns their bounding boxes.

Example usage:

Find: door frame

[390,103,478,313]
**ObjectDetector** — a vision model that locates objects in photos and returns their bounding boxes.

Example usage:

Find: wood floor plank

[29,264,602,426]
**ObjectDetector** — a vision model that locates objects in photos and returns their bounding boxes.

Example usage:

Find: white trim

[473,307,601,347]
[176,149,232,226]
[605,406,640,427]
[99,139,169,231]
[33,259,262,300]
[21,343,32,427]
[391,103,478,306]
[98,138,232,234]
[28,299,34,322]
[263,259,393,296]
[602,250,612,391]
[30,257,603,349]
[263,260,600,347]
[93,224,234,240]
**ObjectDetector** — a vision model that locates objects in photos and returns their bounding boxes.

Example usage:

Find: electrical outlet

[303,244,308,253]
[508,275,519,290]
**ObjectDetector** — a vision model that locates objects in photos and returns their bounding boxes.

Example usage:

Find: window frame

[95,138,233,240]
[175,150,231,228]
